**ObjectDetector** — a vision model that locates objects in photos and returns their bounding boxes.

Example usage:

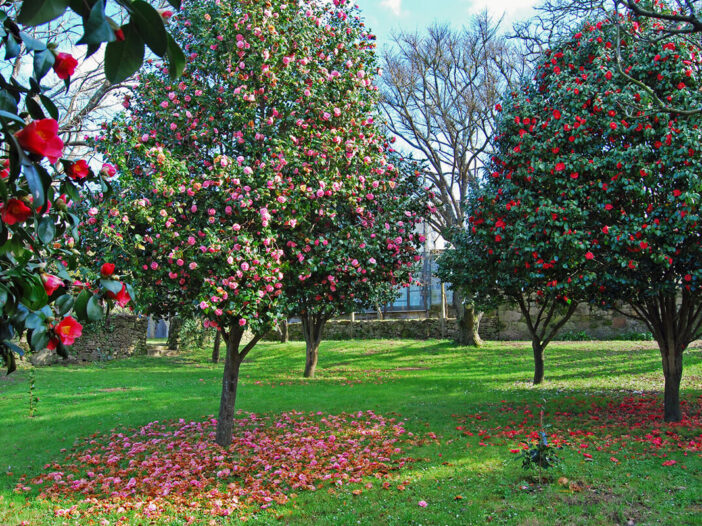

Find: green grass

[1,339,701,525]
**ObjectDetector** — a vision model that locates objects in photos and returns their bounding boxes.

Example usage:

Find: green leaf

[104,23,144,84]
[0,110,26,125]
[39,94,59,120]
[25,313,44,330]
[166,0,181,9]
[0,89,17,113]
[25,96,45,120]
[4,36,20,60]
[18,0,70,26]
[33,49,55,81]
[3,340,25,358]
[100,279,123,294]
[21,275,48,311]
[20,33,47,52]
[132,0,168,56]
[23,163,46,208]
[87,294,103,321]
[166,33,185,79]
[55,294,73,316]
[76,0,116,46]
[73,289,90,319]
[37,216,55,244]
[30,328,50,351]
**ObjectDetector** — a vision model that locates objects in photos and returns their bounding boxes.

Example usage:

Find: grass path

[1,339,701,525]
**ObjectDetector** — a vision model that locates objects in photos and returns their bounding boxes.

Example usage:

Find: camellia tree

[283,150,429,378]
[438,188,581,385]
[94,0,422,445]
[0,0,181,373]
[478,9,702,421]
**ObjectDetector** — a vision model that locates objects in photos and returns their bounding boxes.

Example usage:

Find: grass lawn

[1,339,700,525]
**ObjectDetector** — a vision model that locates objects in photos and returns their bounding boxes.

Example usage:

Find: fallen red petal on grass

[21,411,432,522]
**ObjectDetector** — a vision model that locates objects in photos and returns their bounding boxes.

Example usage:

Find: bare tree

[5,1,174,157]
[380,13,524,346]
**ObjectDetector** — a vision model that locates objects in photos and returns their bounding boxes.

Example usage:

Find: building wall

[267,304,649,342]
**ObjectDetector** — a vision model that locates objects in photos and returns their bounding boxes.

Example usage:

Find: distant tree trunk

[167,316,181,350]
[301,313,326,378]
[279,319,289,343]
[215,326,262,447]
[532,341,545,385]
[453,291,482,346]
[212,331,221,363]
[515,294,579,386]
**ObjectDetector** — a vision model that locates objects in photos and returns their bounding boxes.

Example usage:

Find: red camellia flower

[100,263,116,277]
[66,159,90,181]
[115,28,125,41]
[0,159,9,179]
[1,198,32,225]
[107,283,131,307]
[52,52,78,80]
[41,273,64,296]
[585,251,594,260]
[555,162,566,172]
[54,316,82,346]
[15,119,64,164]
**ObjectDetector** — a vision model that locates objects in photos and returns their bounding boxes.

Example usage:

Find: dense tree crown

[89,0,429,444]
[444,8,701,418]
[96,0,427,332]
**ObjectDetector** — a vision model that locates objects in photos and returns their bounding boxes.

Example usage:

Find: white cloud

[466,0,539,24]
[381,0,403,16]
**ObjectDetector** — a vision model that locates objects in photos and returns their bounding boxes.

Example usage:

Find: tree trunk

[659,341,684,422]
[279,319,289,343]
[215,329,244,447]
[301,314,324,378]
[211,331,221,363]
[167,316,181,350]
[453,292,483,346]
[532,341,545,385]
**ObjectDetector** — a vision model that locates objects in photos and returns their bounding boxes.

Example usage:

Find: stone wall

[31,315,147,366]
[266,304,648,342]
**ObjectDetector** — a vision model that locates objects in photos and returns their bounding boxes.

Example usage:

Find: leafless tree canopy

[379,14,525,235]
[3,1,174,157]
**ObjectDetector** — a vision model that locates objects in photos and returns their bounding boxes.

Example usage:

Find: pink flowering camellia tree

[455,8,702,421]
[96,0,428,444]
[283,150,429,378]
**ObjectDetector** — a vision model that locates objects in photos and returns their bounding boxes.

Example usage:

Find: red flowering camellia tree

[458,8,702,421]
[94,0,430,445]
[0,0,182,372]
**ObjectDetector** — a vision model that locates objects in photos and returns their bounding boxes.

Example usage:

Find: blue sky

[353,0,539,49]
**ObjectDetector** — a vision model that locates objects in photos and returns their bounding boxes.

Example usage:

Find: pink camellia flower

[418,500,428,508]
[42,274,63,296]
[54,316,82,346]
[238,318,247,326]
[100,163,116,178]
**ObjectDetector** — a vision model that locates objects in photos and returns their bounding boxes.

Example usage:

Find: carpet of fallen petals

[454,394,702,464]
[16,410,432,522]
